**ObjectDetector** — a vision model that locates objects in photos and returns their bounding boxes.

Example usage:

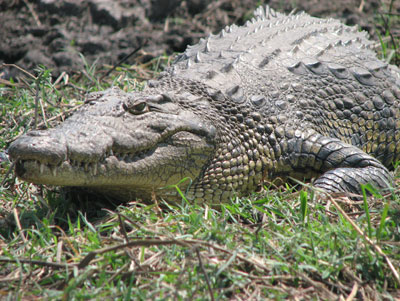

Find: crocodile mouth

[15,148,152,183]
[15,145,158,176]
[13,131,214,188]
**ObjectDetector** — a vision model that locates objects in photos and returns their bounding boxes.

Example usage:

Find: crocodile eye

[123,101,148,115]
[133,102,147,112]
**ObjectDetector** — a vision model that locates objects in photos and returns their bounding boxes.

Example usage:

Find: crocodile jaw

[13,132,213,198]
[8,89,217,200]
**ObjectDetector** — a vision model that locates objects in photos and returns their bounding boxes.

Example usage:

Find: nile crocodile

[8,6,400,203]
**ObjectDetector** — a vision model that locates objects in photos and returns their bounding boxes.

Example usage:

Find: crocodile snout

[8,130,67,165]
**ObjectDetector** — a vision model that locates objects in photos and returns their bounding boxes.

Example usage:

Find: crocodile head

[8,87,218,201]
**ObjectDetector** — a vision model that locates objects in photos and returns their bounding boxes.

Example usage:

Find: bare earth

[0,0,398,79]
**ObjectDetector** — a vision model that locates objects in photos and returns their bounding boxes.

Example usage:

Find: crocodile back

[170,6,400,168]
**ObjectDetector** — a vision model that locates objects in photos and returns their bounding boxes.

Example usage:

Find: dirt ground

[0,0,399,79]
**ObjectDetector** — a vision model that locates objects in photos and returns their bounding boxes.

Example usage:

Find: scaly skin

[8,6,400,203]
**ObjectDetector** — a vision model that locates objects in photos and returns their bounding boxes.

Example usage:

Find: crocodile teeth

[84,162,89,172]
[93,163,98,176]
[40,163,45,174]
[51,166,57,177]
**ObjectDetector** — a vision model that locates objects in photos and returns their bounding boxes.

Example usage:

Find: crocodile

[8,6,400,203]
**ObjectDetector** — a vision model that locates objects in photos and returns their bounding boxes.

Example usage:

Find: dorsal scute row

[172,5,374,80]
[166,5,390,114]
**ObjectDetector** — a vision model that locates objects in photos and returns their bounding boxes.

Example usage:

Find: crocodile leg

[313,165,391,195]
[280,129,392,195]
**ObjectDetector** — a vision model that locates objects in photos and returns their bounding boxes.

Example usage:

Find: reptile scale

[8,6,400,203]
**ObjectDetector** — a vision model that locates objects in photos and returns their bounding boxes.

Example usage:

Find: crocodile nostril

[8,132,68,165]
[27,130,50,137]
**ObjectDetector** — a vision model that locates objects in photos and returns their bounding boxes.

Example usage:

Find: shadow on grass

[0,186,126,238]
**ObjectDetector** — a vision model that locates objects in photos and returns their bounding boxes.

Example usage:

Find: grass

[0,177,399,299]
[1,7,400,300]
[375,0,400,66]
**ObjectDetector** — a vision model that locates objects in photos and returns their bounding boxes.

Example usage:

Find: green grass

[1,8,400,299]
[375,0,400,65]
[0,177,399,299]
